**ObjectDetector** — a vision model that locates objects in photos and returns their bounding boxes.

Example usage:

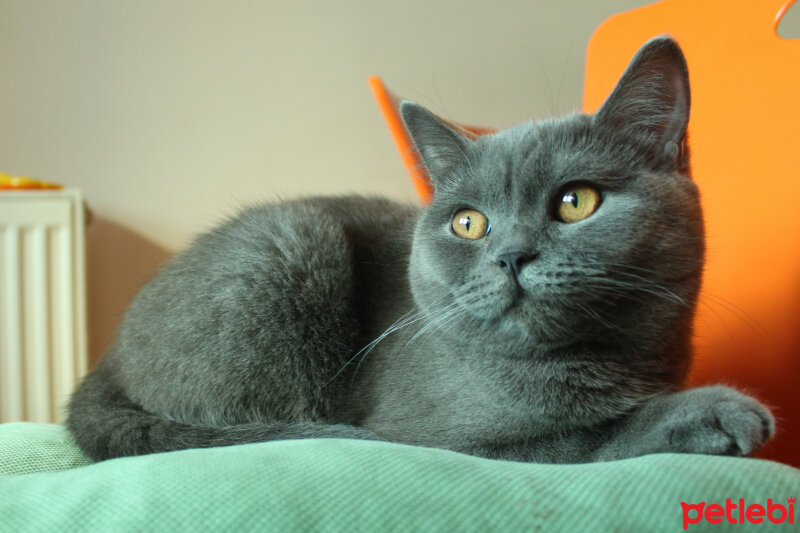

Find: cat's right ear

[401,101,469,186]
[593,36,690,168]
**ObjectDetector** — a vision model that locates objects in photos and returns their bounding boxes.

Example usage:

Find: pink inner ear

[368,76,496,204]
[661,66,690,144]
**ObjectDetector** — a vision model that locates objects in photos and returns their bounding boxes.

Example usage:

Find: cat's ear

[401,101,470,185]
[594,36,690,163]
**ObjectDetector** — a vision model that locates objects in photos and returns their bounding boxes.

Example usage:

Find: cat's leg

[593,385,774,461]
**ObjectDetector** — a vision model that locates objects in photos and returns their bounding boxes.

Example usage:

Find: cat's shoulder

[229,194,416,224]
[225,195,420,241]
[181,194,419,262]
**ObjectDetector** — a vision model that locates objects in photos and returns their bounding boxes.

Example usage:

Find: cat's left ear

[594,36,690,166]
[401,101,470,186]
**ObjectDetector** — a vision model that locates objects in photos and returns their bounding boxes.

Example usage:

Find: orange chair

[370,0,800,467]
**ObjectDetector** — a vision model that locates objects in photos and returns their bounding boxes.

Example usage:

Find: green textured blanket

[0,422,798,532]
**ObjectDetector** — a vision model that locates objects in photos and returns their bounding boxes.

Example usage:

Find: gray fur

[68,36,773,462]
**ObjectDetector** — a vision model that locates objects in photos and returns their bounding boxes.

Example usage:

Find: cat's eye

[451,209,489,240]
[556,185,601,223]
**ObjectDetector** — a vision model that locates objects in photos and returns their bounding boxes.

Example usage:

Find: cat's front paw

[663,385,774,456]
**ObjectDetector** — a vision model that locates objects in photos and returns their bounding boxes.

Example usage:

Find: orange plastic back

[584,0,800,467]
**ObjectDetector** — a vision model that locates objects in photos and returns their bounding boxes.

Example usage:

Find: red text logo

[681,498,795,530]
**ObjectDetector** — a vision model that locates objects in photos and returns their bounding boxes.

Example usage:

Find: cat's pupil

[460,216,471,231]
[564,193,578,208]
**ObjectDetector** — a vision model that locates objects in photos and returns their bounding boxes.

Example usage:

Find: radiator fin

[0,190,87,423]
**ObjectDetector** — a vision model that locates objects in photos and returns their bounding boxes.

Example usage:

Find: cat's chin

[454,294,581,351]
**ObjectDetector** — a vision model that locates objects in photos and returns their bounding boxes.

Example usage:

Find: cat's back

[107,195,419,424]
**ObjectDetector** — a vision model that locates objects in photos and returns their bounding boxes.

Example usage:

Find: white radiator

[0,188,88,423]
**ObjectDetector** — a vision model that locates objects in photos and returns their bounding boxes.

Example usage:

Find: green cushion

[1,422,798,532]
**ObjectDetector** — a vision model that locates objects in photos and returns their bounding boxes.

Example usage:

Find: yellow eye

[557,185,601,223]
[451,209,489,240]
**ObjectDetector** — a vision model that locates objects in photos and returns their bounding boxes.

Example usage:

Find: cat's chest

[354,338,640,453]
[354,342,555,447]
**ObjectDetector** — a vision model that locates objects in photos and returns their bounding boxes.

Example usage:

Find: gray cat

[68,36,774,462]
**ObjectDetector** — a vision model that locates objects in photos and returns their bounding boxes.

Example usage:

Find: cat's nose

[496,251,537,280]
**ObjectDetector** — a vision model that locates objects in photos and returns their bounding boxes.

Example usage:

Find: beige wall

[1,1,797,365]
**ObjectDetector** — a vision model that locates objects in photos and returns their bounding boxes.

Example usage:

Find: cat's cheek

[408,273,445,312]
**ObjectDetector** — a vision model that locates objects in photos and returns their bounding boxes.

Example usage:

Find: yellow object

[0,173,62,190]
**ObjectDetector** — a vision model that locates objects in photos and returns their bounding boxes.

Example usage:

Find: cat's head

[402,37,704,376]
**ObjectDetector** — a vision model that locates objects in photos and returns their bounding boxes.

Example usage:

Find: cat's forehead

[467,115,598,196]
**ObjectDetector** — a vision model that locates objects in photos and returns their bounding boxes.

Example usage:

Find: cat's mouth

[459,282,536,327]
[455,277,589,344]
[457,278,521,320]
